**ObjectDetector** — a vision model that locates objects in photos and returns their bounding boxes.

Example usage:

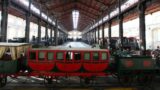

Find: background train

[0,42,159,87]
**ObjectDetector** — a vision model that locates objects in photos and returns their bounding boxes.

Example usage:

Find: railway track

[1,76,158,90]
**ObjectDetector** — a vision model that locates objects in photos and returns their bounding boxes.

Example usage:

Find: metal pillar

[102,23,105,47]
[118,0,123,50]
[25,13,30,43]
[50,25,53,45]
[139,1,146,54]
[45,23,48,41]
[38,6,42,44]
[25,0,31,43]
[108,20,112,49]
[1,0,9,42]
[54,20,58,46]
[37,19,41,44]
[94,28,97,44]
[97,26,100,44]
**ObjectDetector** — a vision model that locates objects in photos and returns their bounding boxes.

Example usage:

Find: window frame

[101,52,108,61]
[92,52,99,61]
[84,52,91,61]
[38,51,46,61]
[47,51,54,61]
[29,51,37,61]
[56,52,64,61]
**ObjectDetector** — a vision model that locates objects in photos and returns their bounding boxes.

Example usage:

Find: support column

[37,19,41,44]
[1,0,9,42]
[108,20,112,49]
[25,0,31,43]
[94,28,96,44]
[45,23,48,41]
[139,1,146,55]
[102,23,105,47]
[97,26,100,44]
[25,13,30,43]
[118,0,124,50]
[54,20,58,46]
[37,6,42,44]
[50,25,53,45]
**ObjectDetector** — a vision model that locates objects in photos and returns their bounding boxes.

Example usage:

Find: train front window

[47,52,54,60]
[38,51,45,61]
[29,52,36,60]
[93,52,99,60]
[56,52,64,60]
[74,52,81,61]
[84,52,90,60]
[102,52,107,60]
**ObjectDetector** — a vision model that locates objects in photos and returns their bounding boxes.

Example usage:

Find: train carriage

[27,47,110,77]
[0,43,31,87]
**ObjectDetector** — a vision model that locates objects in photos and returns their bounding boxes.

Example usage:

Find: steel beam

[45,23,49,42]
[25,0,31,43]
[139,1,146,55]
[118,0,124,50]
[37,10,42,44]
[94,29,97,44]
[1,0,9,42]
[97,26,100,44]
[54,19,58,46]
[102,23,105,47]
[108,20,112,49]
[50,25,53,45]
[25,13,30,43]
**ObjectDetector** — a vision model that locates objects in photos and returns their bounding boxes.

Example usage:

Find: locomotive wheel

[0,77,7,88]
[118,75,133,86]
[137,74,154,84]
[44,77,53,84]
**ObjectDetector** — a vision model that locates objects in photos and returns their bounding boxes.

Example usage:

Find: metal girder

[80,10,97,20]
[78,7,100,17]
[48,1,74,10]
[1,0,8,42]
[94,0,109,8]
[139,1,146,54]
[77,1,101,14]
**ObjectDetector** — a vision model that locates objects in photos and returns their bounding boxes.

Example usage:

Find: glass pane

[93,52,99,60]
[84,52,90,60]
[30,52,36,60]
[38,52,45,60]
[47,52,54,60]
[102,52,107,60]
[57,52,63,60]
[74,52,81,61]
[66,51,73,60]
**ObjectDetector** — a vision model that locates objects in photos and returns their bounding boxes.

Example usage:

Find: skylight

[72,10,79,30]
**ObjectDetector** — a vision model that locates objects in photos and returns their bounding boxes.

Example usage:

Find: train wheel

[137,74,154,85]
[44,77,53,84]
[118,75,133,86]
[0,77,7,88]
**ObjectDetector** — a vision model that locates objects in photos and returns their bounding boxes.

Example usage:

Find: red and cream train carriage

[27,47,110,77]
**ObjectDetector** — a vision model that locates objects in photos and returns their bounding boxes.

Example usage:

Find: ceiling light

[72,10,79,30]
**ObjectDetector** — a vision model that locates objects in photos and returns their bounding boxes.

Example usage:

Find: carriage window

[74,52,81,60]
[30,52,36,60]
[102,52,107,60]
[66,51,73,60]
[47,52,54,60]
[93,52,99,60]
[84,52,90,60]
[38,51,45,60]
[56,52,64,60]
